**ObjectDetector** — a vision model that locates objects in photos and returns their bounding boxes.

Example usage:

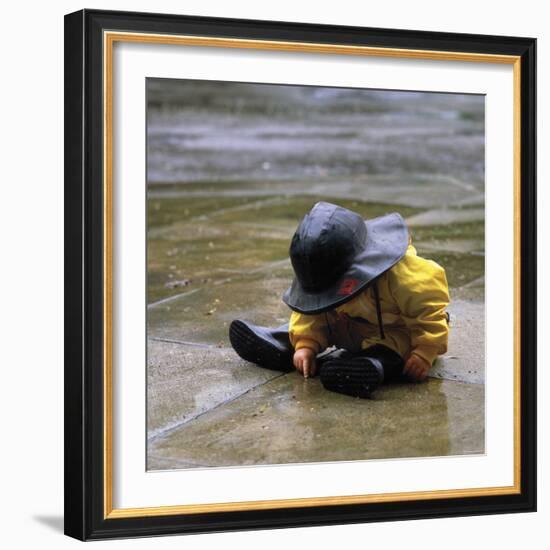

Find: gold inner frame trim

[103,30,522,520]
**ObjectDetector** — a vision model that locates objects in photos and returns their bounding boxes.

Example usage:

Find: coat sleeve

[288,310,329,354]
[386,249,450,364]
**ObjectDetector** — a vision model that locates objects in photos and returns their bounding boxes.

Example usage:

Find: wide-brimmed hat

[282,201,408,314]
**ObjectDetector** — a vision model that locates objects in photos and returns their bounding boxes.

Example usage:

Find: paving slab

[405,247,484,290]
[406,208,485,227]
[148,176,482,209]
[450,279,485,302]
[430,300,485,384]
[149,373,484,469]
[147,339,283,439]
[415,239,484,255]
[147,216,292,304]
[148,267,293,344]
[431,299,485,384]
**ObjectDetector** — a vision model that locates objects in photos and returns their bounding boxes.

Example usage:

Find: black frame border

[64,9,536,541]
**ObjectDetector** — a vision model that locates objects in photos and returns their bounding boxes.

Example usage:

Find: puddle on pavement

[149,374,484,468]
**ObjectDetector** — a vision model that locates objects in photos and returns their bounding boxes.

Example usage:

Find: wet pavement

[146,81,485,470]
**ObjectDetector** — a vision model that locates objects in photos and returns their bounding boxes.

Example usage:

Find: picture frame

[64,8,537,541]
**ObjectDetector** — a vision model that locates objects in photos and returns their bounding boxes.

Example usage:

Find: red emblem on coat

[337,278,359,296]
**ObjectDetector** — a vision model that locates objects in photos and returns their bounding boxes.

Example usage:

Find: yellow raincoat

[289,244,450,365]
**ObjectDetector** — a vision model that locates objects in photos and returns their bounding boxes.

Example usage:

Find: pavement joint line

[149,336,225,349]
[405,207,485,227]
[250,258,291,273]
[148,273,245,308]
[414,239,485,253]
[214,257,290,276]
[442,176,478,192]
[222,258,290,276]
[147,197,290,237]
[190,196,289,222]
[459,275,485,289]
[233,221,293,231]
[428,372,484,385]
[148,287,202,309]
[180,258,290,288]
[148,371,288,445]
[455,193,485,207]
[212,277,233,286]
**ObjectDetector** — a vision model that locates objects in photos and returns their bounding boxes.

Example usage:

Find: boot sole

[320,358,382,398]
[229,320,293,372]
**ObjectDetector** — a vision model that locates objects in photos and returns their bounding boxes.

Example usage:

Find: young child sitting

[229,201,450,398]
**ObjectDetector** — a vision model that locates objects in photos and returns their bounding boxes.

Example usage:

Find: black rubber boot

[229,320,294,372]
[319,345,404,399]
[319,357,384,398]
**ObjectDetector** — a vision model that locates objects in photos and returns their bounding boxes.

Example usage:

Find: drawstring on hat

[322,280,386,342]
[324,311,333,338]
[372,278,385,340]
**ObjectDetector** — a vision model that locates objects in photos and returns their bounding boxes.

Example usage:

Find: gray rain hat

[282,201,409,314]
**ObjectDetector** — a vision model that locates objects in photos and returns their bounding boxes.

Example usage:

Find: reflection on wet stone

[146,80,485,468]
[147,340,282,439]
[150,375,484,468]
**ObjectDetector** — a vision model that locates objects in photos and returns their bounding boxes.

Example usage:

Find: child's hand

[403,353,431,381]
[293,348,317,379]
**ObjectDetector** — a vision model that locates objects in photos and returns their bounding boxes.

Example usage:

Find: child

[229,201,450,398]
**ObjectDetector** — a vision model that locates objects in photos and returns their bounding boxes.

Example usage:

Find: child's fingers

[411,366,422,381]
[407,359,429,382]
[303,357,310,378]
[403,357,414,375]
[411,356,430,381]
[414,364,426,380]
[404,357,421,381]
